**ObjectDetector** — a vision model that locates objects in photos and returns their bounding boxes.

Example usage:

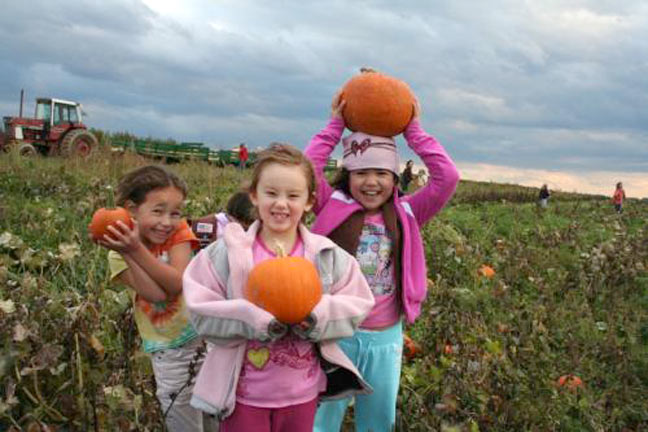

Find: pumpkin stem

[360,66,377,74]
[273,240,286,258]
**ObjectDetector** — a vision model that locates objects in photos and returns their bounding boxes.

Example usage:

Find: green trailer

[111,139,257,167]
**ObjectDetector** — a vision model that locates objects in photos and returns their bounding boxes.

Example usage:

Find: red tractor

[1,97,98,157]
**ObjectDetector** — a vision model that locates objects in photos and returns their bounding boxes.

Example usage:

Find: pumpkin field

[1,147,647,431]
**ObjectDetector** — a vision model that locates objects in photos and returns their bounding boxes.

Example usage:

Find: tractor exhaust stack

[19,89,24,117]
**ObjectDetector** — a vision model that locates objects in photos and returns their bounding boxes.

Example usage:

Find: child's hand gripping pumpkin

[292,314,317,340]
[97,219,142,255]
[330,90,346,120]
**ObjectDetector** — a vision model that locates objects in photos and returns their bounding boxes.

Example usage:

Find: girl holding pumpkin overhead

[182,144,375,432]
[95,165,206,431]
[305,87,460,431]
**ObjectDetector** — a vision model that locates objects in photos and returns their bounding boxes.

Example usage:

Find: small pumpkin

[89,207,133,241]
[444,343,454,355]
[557,374,584,391]
[478,264,496,279]
[245,242,322,324]
[341,68,415,137]
[403,334,422,360]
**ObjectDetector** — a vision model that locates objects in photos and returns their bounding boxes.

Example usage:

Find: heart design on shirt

[247,347,270,369]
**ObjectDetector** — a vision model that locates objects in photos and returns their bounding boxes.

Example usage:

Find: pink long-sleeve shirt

[304,117,460,323]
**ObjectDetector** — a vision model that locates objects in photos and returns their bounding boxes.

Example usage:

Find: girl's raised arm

[304,92,347,213]
[402,100,460,225]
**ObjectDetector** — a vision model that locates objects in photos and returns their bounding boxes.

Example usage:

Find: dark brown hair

[115,165,188,207]
[331,167,399,196]
[226,190,255,227]
[249,143,316,203]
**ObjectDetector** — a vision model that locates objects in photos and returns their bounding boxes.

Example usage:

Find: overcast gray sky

[1,0,647,197]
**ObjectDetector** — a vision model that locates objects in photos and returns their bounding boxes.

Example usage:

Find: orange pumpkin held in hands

[341,68,415,137]
[88,207,133,241]
[245,242,322,324]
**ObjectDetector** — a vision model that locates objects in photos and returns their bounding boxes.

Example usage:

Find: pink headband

[341,132,399,174]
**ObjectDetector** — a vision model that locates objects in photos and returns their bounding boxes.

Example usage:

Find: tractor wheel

[60,129,98,157]
[18,142,38,157]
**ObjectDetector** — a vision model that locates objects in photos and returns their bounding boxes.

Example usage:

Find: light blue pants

[314,321,403,432]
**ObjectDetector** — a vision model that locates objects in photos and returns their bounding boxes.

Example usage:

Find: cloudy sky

[2,1,647,197]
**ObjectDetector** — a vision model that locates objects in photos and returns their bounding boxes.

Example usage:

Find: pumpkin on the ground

[341,69,415,137]
[245,242,322,324]
[478,264,496,279]
[403,334,422,360]
[89,207,133,241]
[557,374,584,391]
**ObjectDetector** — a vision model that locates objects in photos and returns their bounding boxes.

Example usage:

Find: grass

[1,148,647,431]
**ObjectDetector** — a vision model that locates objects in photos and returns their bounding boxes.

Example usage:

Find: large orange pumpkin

[341,69,415,137]
[89,207,133,241]
[245,244,322,324]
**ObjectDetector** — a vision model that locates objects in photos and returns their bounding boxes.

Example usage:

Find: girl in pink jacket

[306,93,460,432]
[183,144,374,432]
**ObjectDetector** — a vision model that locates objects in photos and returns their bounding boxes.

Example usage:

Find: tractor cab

[35,98,83,127]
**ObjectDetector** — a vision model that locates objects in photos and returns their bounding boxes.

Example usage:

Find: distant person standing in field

[400,160,414,191]
[538,184,550,208]
[613,182,626,213]
[239,143,249,170]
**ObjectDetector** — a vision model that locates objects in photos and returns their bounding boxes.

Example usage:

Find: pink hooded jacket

[305,117,460,324]
[183,221,375,419]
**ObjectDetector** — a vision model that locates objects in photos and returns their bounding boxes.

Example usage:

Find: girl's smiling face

[349,168,395,214]
[129,186,184,247]
[250,163,313,241]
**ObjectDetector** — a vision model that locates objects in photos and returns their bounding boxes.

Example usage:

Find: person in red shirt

[613,182,626,214]
[239,143,249,170]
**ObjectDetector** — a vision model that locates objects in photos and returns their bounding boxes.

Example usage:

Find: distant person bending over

[401,160,414,192]
[412,169,428,190]
[613,182,626,214]
[190,190,256,249]
[538,184,550,208]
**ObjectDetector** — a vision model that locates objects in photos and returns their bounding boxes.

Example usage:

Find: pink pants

[221,398,318,432]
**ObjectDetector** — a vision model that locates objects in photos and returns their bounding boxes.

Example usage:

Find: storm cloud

[1,0,646,195]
